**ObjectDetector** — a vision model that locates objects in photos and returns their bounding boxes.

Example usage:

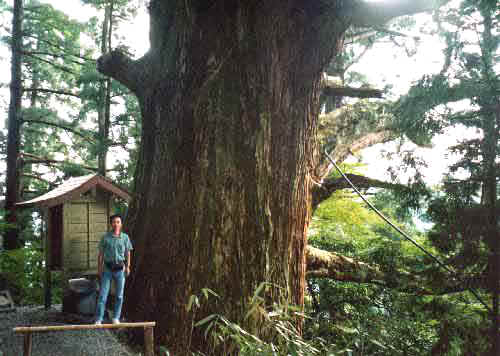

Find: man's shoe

[112,319,120,324]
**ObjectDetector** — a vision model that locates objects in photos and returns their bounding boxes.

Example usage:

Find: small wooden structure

[16,174,131,308]
[14,322,155,356]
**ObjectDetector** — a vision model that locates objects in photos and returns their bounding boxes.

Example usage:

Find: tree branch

[20,152,99,172]
[312,173,405,209]
[322,74,383,99]
[22,50,86,66]
[97,50,145,94]
[305,245,483,295]
[22,87,81,98]
[23,52,76,74]
[332,129,394,163]
[346,0,449,28]
[21,173,56,187]
[23,33,96,62]
[20,152,122,173]
[306,245,385,283]
[324,85,383,99]
[22,119,95,143]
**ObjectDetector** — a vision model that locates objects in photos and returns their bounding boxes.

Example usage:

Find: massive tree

[97,1,447,353]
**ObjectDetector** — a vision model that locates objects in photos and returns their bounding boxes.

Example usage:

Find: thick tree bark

[5,0,24,250]
[98,1,449,353]
[100,2,347,353]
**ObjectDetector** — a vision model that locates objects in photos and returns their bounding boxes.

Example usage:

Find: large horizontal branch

[332,129,394,163]
[347,26,420,44]
[305,245,483,295]
[306,245,385,284]
[97,50,145,94]
[313,101,396,181]
[323,85,383,99]
[347,0,450,28]
[314,128,394,181]
[312,173,405,209]
[322,75,383,99]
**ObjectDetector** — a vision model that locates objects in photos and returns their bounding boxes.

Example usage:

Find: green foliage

[383,1,499,352]
[172,284,337,356]
[0,243,61,305]
[306,184,487,355]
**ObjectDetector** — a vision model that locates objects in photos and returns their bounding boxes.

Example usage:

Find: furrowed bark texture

[112,2,347,353]
[97,1,448,353]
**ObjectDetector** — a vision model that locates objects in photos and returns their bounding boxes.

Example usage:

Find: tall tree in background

[395,0,499,353]
[80,0,141,181]
[4,0,23,249]
[98,1,448,352]
[20,1,93,187]
[97,0,112,176]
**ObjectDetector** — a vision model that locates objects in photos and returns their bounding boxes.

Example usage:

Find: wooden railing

[13,322,156,356]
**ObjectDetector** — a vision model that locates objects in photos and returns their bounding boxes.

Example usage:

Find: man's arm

[126,250,131,276]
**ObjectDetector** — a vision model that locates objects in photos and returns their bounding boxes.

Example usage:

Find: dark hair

[109,214,122,224]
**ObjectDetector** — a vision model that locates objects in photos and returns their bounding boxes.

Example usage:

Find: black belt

[105,261,124,271]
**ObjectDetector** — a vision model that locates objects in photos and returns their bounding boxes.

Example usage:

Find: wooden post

[23,332,32,356]
[43,208,52,310]
[144,326,154,356]
[44,268,52,310]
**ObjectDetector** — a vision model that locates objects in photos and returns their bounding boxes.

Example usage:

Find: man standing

[95,214,133,324]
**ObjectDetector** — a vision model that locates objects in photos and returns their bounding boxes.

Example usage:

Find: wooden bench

[13,322,156,356]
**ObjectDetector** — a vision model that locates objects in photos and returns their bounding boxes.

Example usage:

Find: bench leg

[144,327,154,356]
[23,333,33,356]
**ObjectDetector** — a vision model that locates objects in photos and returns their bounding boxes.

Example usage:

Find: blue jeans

[95,267,125,322]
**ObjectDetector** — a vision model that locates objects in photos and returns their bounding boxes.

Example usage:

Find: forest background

[0,0,498,355]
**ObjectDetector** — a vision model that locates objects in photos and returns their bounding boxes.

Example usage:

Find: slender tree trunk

[19,39,41,199]
[484,100,499,356]
[5,0,24,250]
[479,6,499,354]
[98,1,113,176]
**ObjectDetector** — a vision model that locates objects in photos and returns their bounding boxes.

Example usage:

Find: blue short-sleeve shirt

[98,232,133,264]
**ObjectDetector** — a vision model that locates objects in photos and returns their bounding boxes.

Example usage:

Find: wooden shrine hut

[16,174,131,308]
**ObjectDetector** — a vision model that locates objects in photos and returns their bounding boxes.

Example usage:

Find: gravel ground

[0,305,140,356]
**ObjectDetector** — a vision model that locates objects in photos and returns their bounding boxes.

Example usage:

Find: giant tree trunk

[100,2,344,353]
[97,1,447,353]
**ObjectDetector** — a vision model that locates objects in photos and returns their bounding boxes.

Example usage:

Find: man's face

[111,217,122,231]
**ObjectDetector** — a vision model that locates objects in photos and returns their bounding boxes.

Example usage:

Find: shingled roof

[16,174,132,208]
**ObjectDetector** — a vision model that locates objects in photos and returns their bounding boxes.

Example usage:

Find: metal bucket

[62,278,98,316]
